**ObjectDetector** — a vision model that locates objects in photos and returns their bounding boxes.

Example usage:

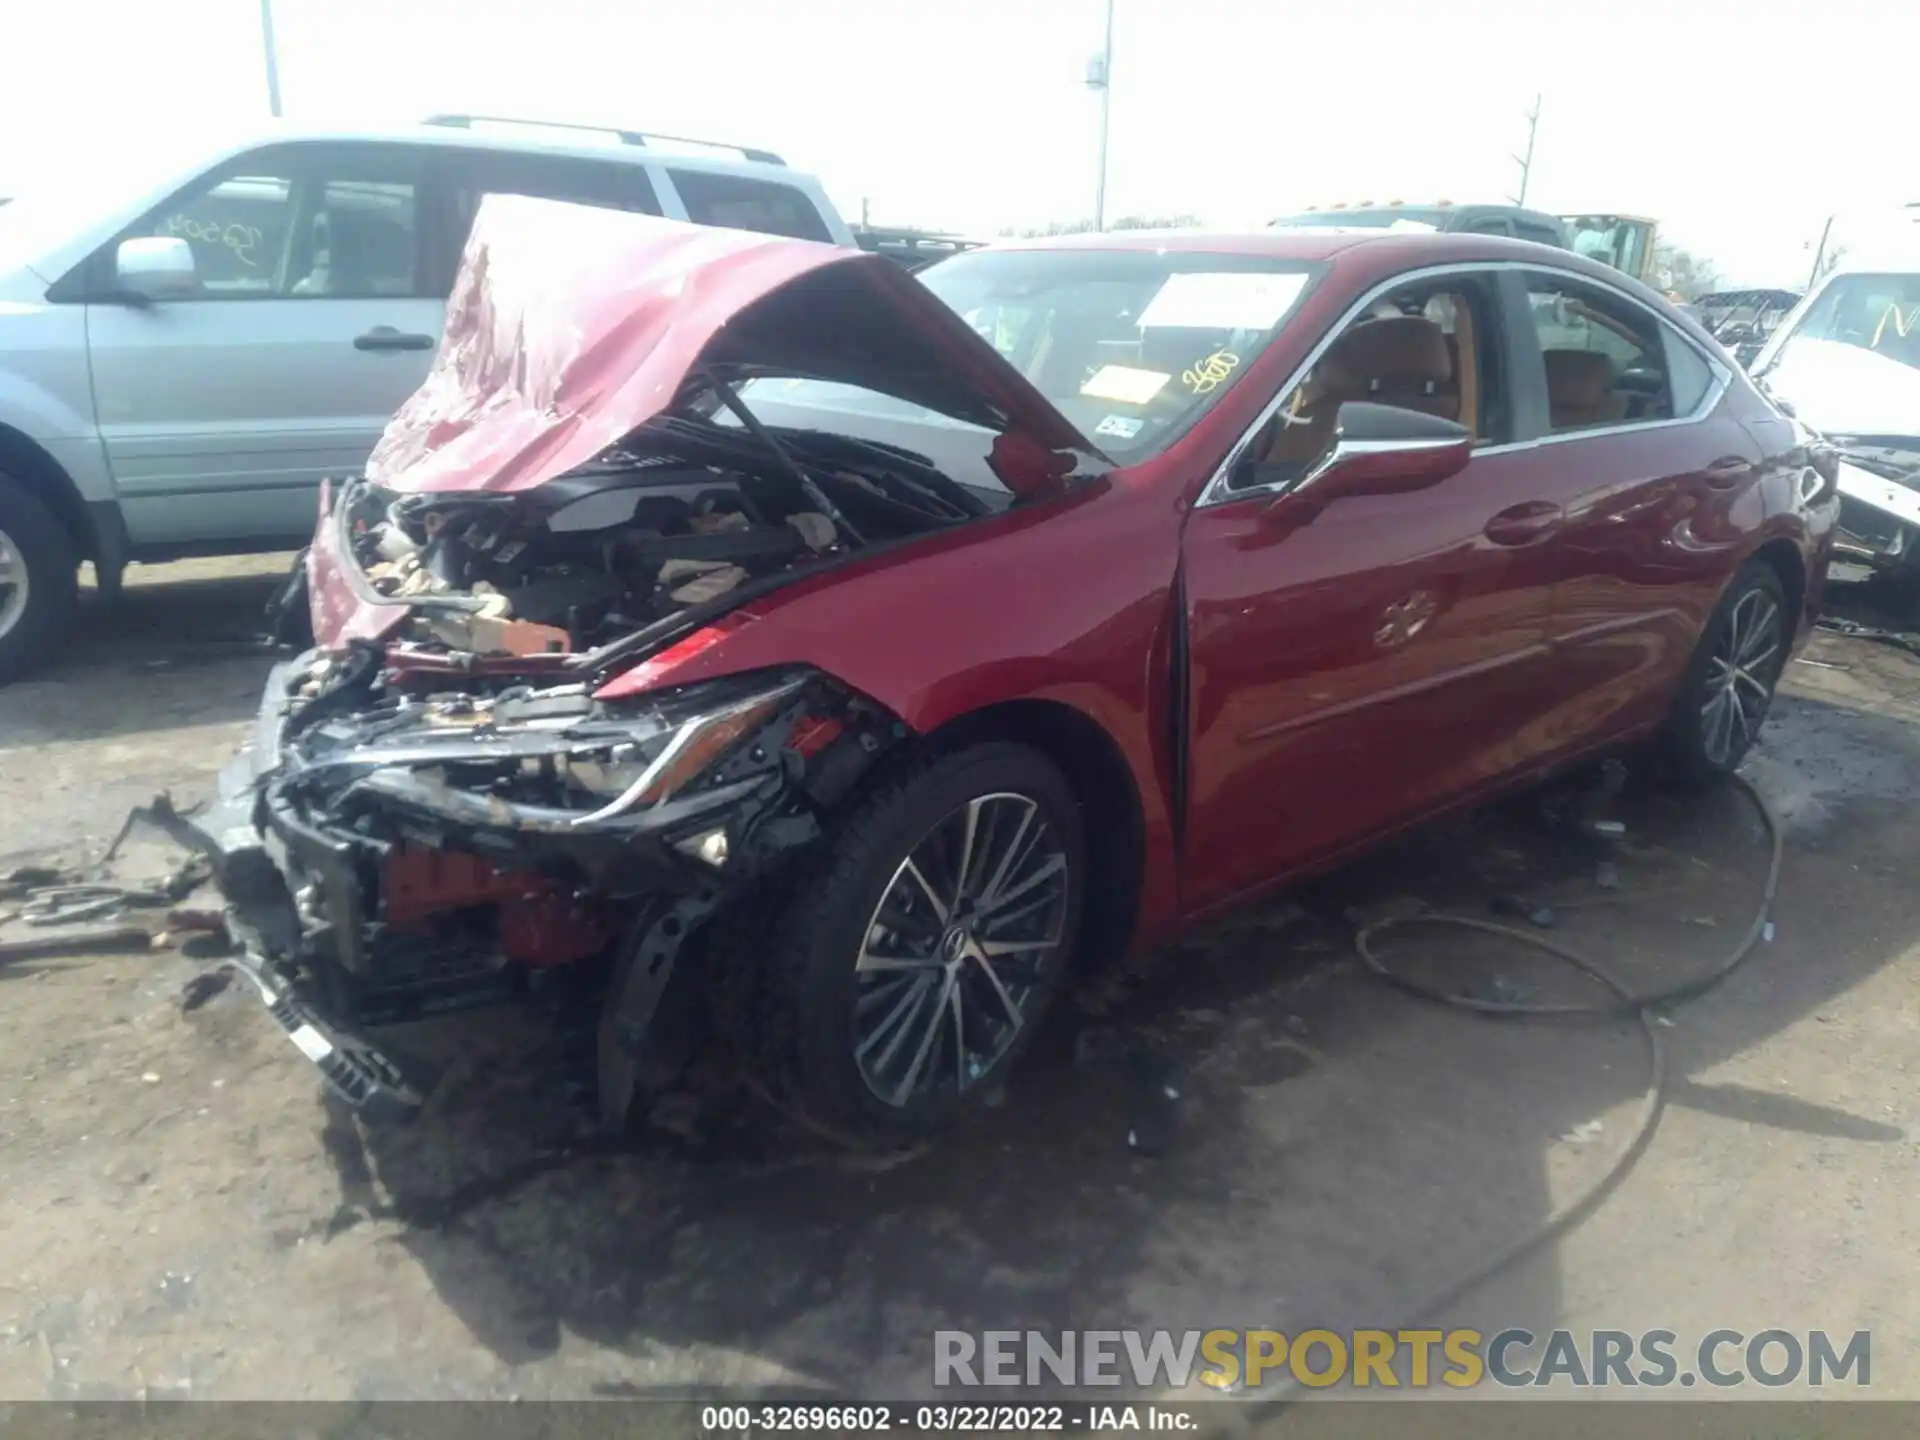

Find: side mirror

[115,236,199,302]
[1271,401,1471,515]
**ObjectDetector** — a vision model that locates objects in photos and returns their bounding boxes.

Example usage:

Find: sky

[0,0,1910,288]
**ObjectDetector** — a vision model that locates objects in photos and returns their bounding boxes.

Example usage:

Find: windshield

[1784,272,1920,372]
[748,249,1317,466]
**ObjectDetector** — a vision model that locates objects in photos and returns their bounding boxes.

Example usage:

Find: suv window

[1525,276,1678,431]
[436,152,662,289]
[1513,219,1563,247]
[668,168,831,242]
[122,146,424,299]
[1463,218,1512,236]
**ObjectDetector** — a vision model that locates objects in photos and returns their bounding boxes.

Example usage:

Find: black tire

[0,474,79,686]
[1659,559,1789,785]
[749,742,1087,1143]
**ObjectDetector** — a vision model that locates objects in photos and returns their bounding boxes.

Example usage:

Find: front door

[85,143,443,548]
[1179,270,1565,916]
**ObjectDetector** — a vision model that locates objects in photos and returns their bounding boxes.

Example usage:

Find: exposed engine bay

[342,409,994,656]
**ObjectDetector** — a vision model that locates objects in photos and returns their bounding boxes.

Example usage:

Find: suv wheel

[0,474,78,685]
[753,743,1087,1142]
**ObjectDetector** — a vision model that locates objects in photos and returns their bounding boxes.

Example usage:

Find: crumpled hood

[1762,336,1920,441]
[364,197,1097,498]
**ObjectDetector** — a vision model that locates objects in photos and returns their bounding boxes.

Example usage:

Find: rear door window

[668,168,832,242]
[433,151,661,289]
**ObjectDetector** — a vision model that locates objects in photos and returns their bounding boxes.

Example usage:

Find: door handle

[1484,500,1564,546]
[1703,455,1755,490]
[354,326,435,352]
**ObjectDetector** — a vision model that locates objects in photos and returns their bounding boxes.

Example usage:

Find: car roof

[215,117,805,182]
[979,227,1621,272]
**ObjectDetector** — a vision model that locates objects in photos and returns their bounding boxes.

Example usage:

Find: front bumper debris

[150,648,891,1120]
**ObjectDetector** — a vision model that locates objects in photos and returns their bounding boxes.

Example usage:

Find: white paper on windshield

[1137,272,1309,332]
[1094,414,1145,439]
[1080,365,1171,405]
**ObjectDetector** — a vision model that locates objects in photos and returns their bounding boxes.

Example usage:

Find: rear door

[85,143,441,548]
[1506,267,1754,741]
[1178,266,1569,916]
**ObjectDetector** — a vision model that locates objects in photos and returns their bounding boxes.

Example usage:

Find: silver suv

[0,114,853,681]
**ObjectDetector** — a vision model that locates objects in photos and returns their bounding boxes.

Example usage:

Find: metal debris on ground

[1490,892,1559,928]
[1560,1119,1605,1146]
[179,969,234,1013]
[0,925,156,964]
[1817,616,1920,659]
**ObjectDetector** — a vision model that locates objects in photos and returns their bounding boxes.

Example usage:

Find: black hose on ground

[1205,772,1783,1432]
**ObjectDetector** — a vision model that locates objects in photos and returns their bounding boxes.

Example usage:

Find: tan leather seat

[1266,315,1457,462]
[1543,350,1629,429]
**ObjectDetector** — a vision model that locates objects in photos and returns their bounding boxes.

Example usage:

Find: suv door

[84,143,441,548]
[1179,270,1569,916]
[1507,268,1754,741]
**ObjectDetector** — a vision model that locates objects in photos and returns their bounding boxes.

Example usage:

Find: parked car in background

[175,207,1836,1141]
[1750,261,1920,593]
[852,224,984,272]
[1273,203,1658,283]
[1693,289,1802,369]
[0,114,853,682]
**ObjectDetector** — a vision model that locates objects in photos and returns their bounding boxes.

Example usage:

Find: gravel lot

[2,558,1917,1420]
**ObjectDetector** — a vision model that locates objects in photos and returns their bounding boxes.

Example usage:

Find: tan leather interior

[1543,350,1629,429]
[1264,315,1457,463]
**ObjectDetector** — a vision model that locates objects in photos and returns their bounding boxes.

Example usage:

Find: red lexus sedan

[182,199,1838,1141]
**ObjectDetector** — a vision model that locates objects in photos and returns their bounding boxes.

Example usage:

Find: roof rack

[421,114,786,167]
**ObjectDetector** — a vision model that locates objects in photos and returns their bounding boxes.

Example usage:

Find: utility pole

[260,0,284,117]
[1510,93,1541,206]
[1086,0,1115,231]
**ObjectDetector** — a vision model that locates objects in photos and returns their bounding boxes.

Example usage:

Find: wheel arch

[923,697,1145,976]
[1748,535,1806,627]
[0,423,98,563]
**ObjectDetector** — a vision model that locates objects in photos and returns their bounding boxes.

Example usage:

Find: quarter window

[668,169,831,242]
[1524,278,1677,431]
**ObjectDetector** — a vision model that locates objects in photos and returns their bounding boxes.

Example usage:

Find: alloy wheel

[851,792,1072,1108]
[0,526,28,643]
[1700,587,1781,767]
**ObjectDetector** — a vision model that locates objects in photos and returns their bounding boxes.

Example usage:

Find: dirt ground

[3,557,1919,1419]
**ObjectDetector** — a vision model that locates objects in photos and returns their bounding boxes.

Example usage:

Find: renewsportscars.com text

[933,1327,1872,1390]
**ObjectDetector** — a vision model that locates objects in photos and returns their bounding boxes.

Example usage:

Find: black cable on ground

[1205,772,1783,1434]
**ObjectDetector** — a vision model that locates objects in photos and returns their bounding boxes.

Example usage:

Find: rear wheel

[1661,560,1788,783]
[0,474,79,686]
[753,743,1086,1142]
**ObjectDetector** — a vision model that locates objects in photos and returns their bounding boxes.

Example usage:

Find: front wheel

[0,474,79,686]
[1660,560,1788,784]
[757,743,1087,1142]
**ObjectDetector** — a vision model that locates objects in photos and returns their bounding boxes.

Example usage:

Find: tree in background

[1650,240,1722,300]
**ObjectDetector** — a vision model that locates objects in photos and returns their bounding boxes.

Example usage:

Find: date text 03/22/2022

[698,1403,1195,1433]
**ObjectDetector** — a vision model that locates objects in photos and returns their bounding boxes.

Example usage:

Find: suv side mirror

[115,236,200,302]
[1270,401,1471,517]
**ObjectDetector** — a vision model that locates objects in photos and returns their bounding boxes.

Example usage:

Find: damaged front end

[175,200,1103,1124]
[178,642,899,1122]
[1829,439,1920,575]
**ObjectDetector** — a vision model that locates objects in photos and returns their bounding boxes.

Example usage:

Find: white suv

[0,114,854,681]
